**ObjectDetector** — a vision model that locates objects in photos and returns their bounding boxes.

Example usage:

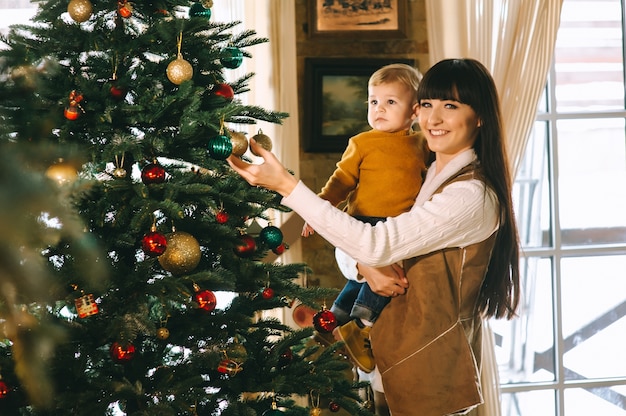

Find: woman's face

[418,98,481,165]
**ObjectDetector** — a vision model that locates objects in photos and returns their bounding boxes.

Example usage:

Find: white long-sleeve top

[281,149,499,275]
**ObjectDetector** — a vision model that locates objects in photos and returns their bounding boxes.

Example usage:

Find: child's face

[367,81,418,133]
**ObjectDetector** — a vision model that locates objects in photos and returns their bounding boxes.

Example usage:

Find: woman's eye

[420,102,431,108]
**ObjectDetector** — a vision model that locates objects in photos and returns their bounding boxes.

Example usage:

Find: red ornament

[278,347,293,368]
[212,83,234,100]
[217,358,243,375]
[312,309,337,333]
[194,286,217,312]
[110,342,136,363]
[272,242,287,255]
[109,83,127,100]
[328,401,341,412]
[64,90,84,120]
[141,162,166,184]
[215,210,229,224]
[117,0,132,17]
[261,287,274,300]
[142,230,167,256]
[64,106,80,120]
[0,380,9,398]
[234,234,256,257]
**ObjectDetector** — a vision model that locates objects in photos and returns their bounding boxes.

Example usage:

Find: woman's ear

[477,118,482,127]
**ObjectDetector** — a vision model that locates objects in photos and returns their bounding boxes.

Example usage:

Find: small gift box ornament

[75,292,99,318]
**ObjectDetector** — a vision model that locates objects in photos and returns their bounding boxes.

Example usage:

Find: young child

[302,63,429,373]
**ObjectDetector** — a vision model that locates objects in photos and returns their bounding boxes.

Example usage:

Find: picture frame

[303,57,415,153]
[308,0,408,39]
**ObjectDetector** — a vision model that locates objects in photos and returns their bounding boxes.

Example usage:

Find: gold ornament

[11,65,38,91]
[67,0,93,22]
[158,231,201,274]
[250,129,273,156]
[156,327,170,340]
[229,131,248,157]
[309,390,321,416]
[46,159,78,185]
[201,0,213,8]
[166,56,193,85]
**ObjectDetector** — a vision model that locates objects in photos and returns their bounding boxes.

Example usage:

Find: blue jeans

[330,215,390,325]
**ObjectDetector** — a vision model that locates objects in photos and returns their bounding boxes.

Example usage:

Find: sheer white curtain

[425,0,563,177]
[423,2,563,415]
[214,0,302,266]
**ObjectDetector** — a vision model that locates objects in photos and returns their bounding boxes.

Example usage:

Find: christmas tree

[0,1,372,414]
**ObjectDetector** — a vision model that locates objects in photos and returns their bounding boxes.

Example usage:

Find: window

[493,0,626,414]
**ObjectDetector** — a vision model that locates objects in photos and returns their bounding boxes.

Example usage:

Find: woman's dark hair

[418,58,521,319]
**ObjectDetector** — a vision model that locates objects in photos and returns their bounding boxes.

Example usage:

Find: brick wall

[294,0,428,289]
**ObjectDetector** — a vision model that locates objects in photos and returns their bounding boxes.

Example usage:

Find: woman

[228,58,520,416]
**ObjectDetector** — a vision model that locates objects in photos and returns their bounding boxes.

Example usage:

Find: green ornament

[220,46,243,69]
[189,2,211,18]
[260,225,283,249]
[207,135,233,160]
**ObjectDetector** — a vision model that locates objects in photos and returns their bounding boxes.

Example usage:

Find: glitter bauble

[260,225,283,249]
[229,131,248,156]
[67,0,93,22]
[250,131,273,156]
[166,56,193,85]
[46,160,78,185]
[158,231,201,275]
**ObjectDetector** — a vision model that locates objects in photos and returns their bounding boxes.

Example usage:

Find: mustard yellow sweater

[318,129,429,218]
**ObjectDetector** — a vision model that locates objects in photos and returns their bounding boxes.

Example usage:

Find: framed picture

[308,0,408,39]
[303,57,415,153]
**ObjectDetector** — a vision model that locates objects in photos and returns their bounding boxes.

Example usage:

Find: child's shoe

[333,319,375,373]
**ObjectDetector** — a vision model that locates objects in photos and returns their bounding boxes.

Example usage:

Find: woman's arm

[283,179,498,267]
[228,140,498,267]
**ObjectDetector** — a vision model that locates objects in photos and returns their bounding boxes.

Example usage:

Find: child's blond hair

[369,63,422,103]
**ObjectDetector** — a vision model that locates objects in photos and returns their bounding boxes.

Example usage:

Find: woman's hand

[227,139,299,197]
[358,263,409,297]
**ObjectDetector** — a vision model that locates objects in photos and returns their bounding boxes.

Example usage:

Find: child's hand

[301,223,315,237]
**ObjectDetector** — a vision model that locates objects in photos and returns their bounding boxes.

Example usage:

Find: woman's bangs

[417,69,459,102]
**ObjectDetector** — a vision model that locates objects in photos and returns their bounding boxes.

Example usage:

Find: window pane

[565,387,626,415]
[561,255,626,381]
[514,121,551,248]
[554,0,624,112]
[494,258,554,384]
[502,390,556,416]
[557,118,626,245]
